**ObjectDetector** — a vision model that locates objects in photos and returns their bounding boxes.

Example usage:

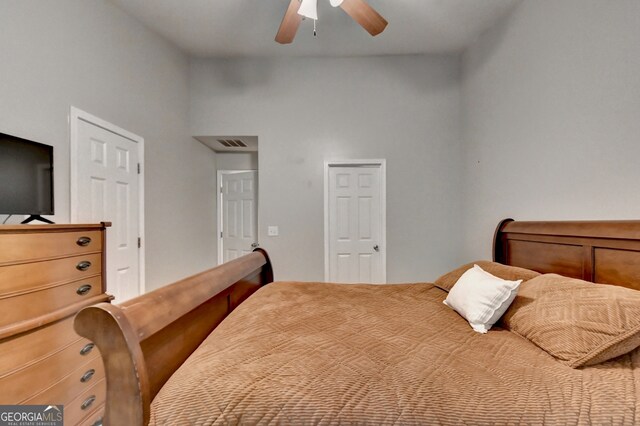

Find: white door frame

[69,106,146,295]
[217,169,258,265]
[324,159,387,283]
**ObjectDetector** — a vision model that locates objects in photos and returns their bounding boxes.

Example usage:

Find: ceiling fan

[275,0,388,44]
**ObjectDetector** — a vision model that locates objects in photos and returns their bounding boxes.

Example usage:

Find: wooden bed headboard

[493,218,640,291]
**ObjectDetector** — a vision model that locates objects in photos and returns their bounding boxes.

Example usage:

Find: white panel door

[220,171,258,263]
[75,119,141,302]
[328,165,384,283]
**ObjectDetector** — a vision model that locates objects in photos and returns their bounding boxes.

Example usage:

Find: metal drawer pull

[81,395,96,410]
[80,369,96,383]
[76,236,92,247]
[76,261,92,271]
[80,343,95,356]
[91,419,103,426]
[77,284,92,296]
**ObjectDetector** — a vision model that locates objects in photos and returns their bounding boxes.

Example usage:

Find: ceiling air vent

[217,139,248,148]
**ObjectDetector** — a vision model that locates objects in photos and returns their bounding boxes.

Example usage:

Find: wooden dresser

[0,223,112,426]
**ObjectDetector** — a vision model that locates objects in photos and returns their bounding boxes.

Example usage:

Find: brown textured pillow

[502,274,640,368]
[434,260,540,292]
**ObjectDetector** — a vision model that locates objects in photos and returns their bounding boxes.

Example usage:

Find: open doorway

[193,136,259,265]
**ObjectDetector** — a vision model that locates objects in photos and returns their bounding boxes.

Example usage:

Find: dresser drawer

[65,378,106,426]
[0,253,102,297]
[0,230,102,265]
[22,354,104,406]
[0,276,102,329]
[78,404,104,426]
[0,316,83,377]
[0,335,99,404]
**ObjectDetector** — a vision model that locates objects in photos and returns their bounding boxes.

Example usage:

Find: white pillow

[443,264,522,334]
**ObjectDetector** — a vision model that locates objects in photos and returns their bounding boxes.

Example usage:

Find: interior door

[220,171,258,263]
[327,164,385,283]
[75,119,141,302]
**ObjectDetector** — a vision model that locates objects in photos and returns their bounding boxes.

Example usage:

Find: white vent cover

[217,139,247,148]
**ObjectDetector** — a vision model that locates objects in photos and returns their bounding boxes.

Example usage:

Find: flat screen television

[0,132,54,224]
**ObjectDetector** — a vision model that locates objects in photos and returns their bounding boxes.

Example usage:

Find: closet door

[326,163,385,284]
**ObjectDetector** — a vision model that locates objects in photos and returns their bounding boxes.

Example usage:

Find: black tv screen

[0,132,54,216]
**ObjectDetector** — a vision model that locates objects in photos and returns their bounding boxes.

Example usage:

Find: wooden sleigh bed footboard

[74,249,274,426]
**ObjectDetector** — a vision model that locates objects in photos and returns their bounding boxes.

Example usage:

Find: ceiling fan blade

[339,0,388,36]
[275,0,303,44]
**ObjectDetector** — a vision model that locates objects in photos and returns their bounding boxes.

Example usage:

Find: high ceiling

[108,0,521,57]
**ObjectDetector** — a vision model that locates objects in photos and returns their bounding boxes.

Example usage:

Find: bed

[74,219,640,425]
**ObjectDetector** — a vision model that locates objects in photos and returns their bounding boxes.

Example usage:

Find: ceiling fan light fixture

[298,0,318,20]
[276,0,387,44]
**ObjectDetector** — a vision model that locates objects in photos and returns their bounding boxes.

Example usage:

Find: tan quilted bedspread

[150,282,640,425]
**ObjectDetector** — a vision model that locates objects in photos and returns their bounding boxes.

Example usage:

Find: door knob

[251,242,259,248]
[373,245,379,252]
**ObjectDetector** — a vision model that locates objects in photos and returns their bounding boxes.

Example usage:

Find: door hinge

[138,237,142,248]
[220,232,223,238]
[137,163,141,174]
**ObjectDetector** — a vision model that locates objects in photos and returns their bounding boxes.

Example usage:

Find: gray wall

[461,0,640,260]
[191,56,465,282]
[6,0,628,288]
[0,0,217,290]
[216,152,258,171]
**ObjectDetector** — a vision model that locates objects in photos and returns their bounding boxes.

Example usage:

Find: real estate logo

[0,405,63,426]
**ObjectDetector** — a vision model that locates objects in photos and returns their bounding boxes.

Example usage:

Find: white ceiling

[109,0,521,58]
